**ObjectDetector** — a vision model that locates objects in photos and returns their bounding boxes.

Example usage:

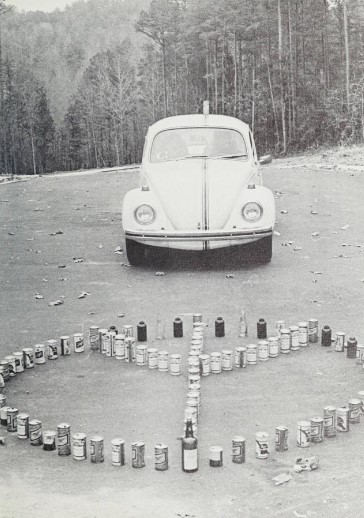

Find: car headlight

[242,202,263,222]
[134,204,156,225]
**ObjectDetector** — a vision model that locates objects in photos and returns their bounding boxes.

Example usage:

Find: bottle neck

[185,419,194,438]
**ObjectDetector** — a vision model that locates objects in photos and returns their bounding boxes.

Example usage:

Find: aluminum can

[298,322,308,347]
[73,432,87,460]
[17,413,30,439]
[358,391,364,415]
[173,317,183,338]
[111,438,125,466]
[7,407,19,432]
[184,407,198,435]
[232,436,246,464]
[0,394,6,408]
[258,341,269,361]
[290,326,300,351]
[336,406,350,432]
[275,426,288,452]
[60,336,71,356]
[215,317,225,337]
[132,441,145,468]
[188,366,200,376]
[13,352,24,373]
[348,398,361,424]
[310,417,324,443]
[158,351,169,372]
[155,443,168,471]
[280,329,291,353]
[335,332,345,352]
[125,336,135,362]
[0,373,4,389]
[115,334,126,360]
[1,405,10,426]
[255,432,269,459]
[193,323,204,333]
[34,345,46,364]
[73,333,84,353]
[4,356,16,377]
[136,344,147,366]
[297,420,310,447]
[347,337,357,359]
[109,331,117,356]
[90,435,104,463]
[23,348,34,368]
[47,339,58,360]
[356,344,364,364]
[189,350,200,359]
[188,374,201,387]
[0,362,10,381]
[209,446,223,467]
[170,354,181,375]
[186,398,199,420]
[234,347,247,368]
[29,419,43,445]
[187,390,200,409]
[268,337,279,358]
[308,318,318,343]
[43,430,56,450]
[137,321,147,342]
[246,344,257,365]
[275,320,285,337]
[188,356,200,368]
[104,332,112,357]
[122,324,133,338]
[221,350,233,371]
[198,354,209,376]
[190,341,203,354]
[147,348,158,369]
[57,423,71,455]
[321,325,332,347]
[257,318,267,339]
[210,352,222,373]
[323,406,336,437]
[89,325,100,351]
[193,313,203,323]
[99,329,108,354]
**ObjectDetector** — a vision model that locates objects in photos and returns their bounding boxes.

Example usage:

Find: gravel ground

[0,152,364,518]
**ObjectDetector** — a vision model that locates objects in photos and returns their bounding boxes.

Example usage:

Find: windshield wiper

[174,155,208,161]
[211,154,247,160]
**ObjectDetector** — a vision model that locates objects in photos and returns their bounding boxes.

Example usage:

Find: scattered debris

[126,284,132,288]
[73,257,84,263]
[311,271,322,275]
[333,254,349,258]
[58,265,67,269]
[1,200,9,203]
[8,232,15,236]
[226,274,235,278]
[294,247,302,251]
[120,262,131,267]
[34,207,43,212]
[117,313,126,318]
[281,210,288,214]
[310,210,318,215]
[341,243,350,247]
[114,246,124,254]
[272,472,292,486]
[274,230,281,236]
[0,437,5,446]
[341,224,350,230]
[49,299,64,306]
[155,271,165,276]
[98,244,103,249]
[50,230,63,236]
[58,277,68,281]
[282,241,293,246]
[78,291,91,299]
[311,232,319,237]
[294,456,319,472]
[34,294,44,300]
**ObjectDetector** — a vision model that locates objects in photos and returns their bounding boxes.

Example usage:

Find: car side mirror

[259,155,272,165]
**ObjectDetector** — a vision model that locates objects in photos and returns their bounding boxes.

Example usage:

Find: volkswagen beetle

[122,111,275,265]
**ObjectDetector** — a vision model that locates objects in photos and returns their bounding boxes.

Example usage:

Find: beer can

[188,355,200,368]
[246,344,257,365]
[99,328,108,354]
[125,336,136,362]
[43,430,56,450]
[189,350,200,359]
[109,331,117,356]
[17,413,30,439]
[73,432,87,461]
[193,313,203,323]
[308,318,318,343]
[158,351,169,372]
[255,432,269,459]
[258,341,269,361]
[323,406,336,437]
[57,423,71,455]
[4,356,16,376]
[297,420,310,447]
[115,334,126,360]
[13,352,24,373]
[190,341,203,354]
[122,324,133,338]
[232,436,246,464]
[60,336,71,356]
[280,329,291,354]
[290,326,300,351]
[221,350,233,371]
[0,362,10,381]
[89,325,100,351]
[357,391,364,415]
[234,347,247,368]
[335,332,345,352]
[187,390,200,409]
[188,366,200,376]
[209,446,223,467]
[275,426,288,452]
[210,352,222,373]
[46,339,58,360]
[73,333,84,353]
[0,394,6,408]
[147,348,158,369]
[186,398,199,420]
[29,419,43,445]
[23,348,34,368]
[310,417,324,443]
[155,443,168,471]
[7,407,19,432]
[34,344,46,364]
[184,407,198,434]
[356,344,364,364]
[298,322,308,347]
[275,320,285,337]
[193,323,204,333]
[188,374,201,387]
[336,406,350,432]
[268,337,279,358]
[90,435,104,463]
[136,344,147,366]
[111,438,125,466]
[132,441,145,468]
[170,354,181,375]
[0,373,4,389]
[347,337,357,359]
[1,405,10,426]
[104,332,112,357]
[348,398,361,424]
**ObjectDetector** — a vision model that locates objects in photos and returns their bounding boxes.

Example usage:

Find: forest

[0,0,363,175]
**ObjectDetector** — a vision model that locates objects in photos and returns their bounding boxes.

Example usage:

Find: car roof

[148,114,250,136]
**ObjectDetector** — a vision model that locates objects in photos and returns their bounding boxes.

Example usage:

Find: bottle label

[183,448,198,470]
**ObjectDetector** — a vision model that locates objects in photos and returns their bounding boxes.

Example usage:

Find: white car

[122,111,275,265]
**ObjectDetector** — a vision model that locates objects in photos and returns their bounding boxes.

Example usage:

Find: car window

[150,128,248,162]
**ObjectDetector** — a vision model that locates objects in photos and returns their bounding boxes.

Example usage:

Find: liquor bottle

[155,314,165,340]
[182,419,198,473]
[238,309,248,337]
[257,318,267,339]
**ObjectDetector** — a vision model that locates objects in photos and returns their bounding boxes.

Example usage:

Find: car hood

[145,159,255,230]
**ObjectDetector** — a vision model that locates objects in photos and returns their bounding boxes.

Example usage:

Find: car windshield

[150,128,248,163]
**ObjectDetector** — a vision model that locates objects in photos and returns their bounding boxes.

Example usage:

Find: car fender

[224,185,276,230]
[122,187,174,232]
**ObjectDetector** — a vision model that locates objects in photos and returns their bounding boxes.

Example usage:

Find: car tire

[246,235,272,263]
[125,239,146,266]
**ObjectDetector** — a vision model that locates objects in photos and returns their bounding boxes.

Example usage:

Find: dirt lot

[0,147,364,518]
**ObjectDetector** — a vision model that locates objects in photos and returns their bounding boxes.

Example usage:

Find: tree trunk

[233,32,238,117]
[278,0,287,154]
[162,42,168,117]
[343,0,350,112]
